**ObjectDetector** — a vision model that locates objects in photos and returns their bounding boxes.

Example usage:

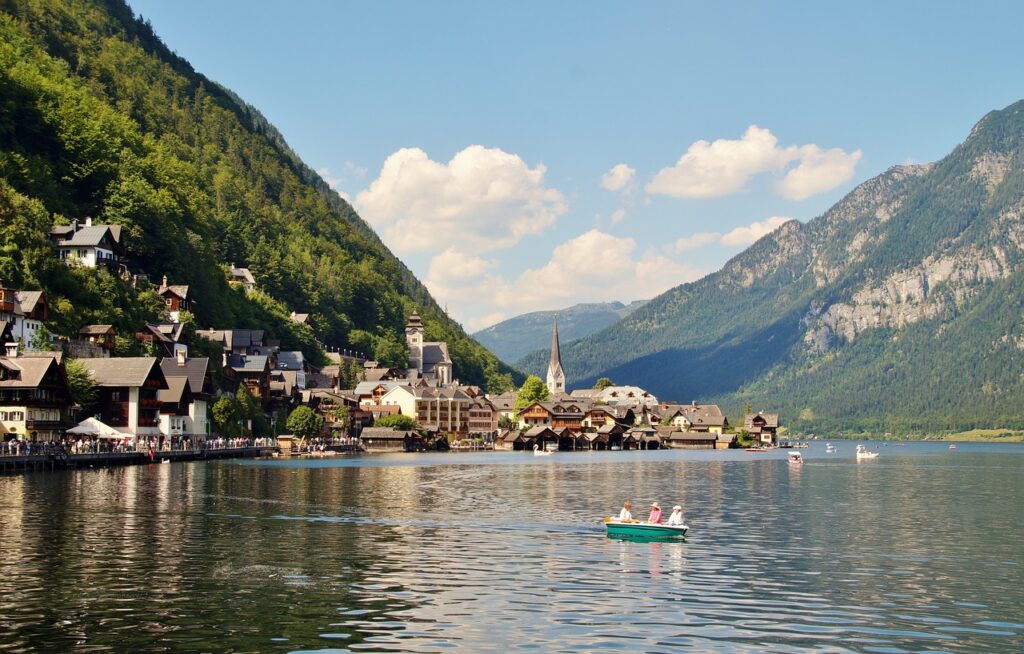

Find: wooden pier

[0,446,276,474]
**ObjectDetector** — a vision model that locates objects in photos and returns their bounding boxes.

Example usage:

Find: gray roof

[51,224,121,247]
[158,376,191,405]
[745,412,779,429]
[354,380,406,396]
[160,357,210,395]
[421,342,451,366]
[79,324,115,336]
[276,351,305,370]
[361,427,416,439]
[13,290,44,316]
[227,354,269,373]
[230,267,256,285]
[196,329,265,350]
[0,355,61,389]
[158,284,190,299]
[77,357,165,388]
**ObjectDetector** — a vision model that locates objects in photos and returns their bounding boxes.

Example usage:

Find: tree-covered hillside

[558,101,1024,434]
[0,0,517,390]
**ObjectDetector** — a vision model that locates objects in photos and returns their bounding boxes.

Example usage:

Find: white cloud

[610,208,626,224]
[427,230,704,329]
[646,125,860,200]
[355,145,567,254]
[776,145,862,200]
[720,216,791,247]
[601,163,636,191]
[674,231,722,253]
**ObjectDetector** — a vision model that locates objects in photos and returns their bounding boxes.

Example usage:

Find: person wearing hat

[667,505,685,526]
[647,502,663,524]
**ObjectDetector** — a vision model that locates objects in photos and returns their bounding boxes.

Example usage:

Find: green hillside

[0,0,517,391]
[473,300,645,365]
[558,101,1024,434]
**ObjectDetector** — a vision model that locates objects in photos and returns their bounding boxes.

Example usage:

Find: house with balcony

[0,349,73,442]
[78,325,117,354]
[225,354,271,405]
[744,412,780,445]
[49,218,124,269]
[76,357,169,439]
[228,265,257,292]
[159,353,213,440]
[0,285,48,351]
[468,396,499,437]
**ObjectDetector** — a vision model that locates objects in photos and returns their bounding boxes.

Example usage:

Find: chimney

[162,275,168,288]
[71,218,79,233]
[222,353,228,367]
[84,217,92,227]
[4,342,18,358]
[176,348,186,367]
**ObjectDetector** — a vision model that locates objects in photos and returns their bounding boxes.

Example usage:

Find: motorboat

[745,447,768,452]
[532,444,553,456]
[855,444,879,460]
[825,443,836,453]
[604,518,688,539]
[948,444,957,451]
[788,451,803,464]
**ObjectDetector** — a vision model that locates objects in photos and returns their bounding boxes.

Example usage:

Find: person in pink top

[647,502,663,524]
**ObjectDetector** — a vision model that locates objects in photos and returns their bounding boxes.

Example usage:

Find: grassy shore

[940,429,1024,442]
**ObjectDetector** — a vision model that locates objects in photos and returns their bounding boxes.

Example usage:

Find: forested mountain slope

[474,300,645,364]
[560,101,1024,434]
[0,0,517,390]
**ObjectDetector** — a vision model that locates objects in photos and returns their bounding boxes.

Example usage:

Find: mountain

[557,100,1024,434]
[0,0,517,391]
[472,300,645,364]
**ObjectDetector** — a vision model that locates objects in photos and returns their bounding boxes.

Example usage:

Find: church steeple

[546,314,565,396]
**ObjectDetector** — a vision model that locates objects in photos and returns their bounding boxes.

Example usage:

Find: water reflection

[0,444,1021,652]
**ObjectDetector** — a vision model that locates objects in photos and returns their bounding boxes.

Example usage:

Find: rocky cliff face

[557,100,1024,433]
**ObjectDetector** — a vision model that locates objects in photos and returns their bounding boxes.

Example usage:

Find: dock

[0,446,276,474]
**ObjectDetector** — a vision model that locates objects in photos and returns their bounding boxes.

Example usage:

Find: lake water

[1,442,1022,652]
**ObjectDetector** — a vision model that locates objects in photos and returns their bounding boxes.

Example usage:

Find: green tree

[65,359,97,414]
[286,405,324,440]
[374,413,418,430]
[594,377,614,391]
[211,396,238,437]
[515,375,550,410]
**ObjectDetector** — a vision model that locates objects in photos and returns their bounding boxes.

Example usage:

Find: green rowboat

[604,520,688,539]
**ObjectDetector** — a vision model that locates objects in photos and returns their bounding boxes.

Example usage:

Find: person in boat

[647,502,663,524]
[618,501,634,522]
[667,505,685,526]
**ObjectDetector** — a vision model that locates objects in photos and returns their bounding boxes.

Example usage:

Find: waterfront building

[546,316,566,396]
[744,412,780,445]
[468,396,499,437]
[660,401,728,434]
[77,357,168,439]
[159,353,213,439]
[0,349,72,441]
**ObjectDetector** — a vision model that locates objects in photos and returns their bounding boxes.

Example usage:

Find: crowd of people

[1,435,276,457]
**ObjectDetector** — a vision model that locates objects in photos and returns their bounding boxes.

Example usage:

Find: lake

[0,442,1022,652]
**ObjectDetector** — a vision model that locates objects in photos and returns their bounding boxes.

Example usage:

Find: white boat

[532,444,553,456]
[788,451,803,464]
[825,443,836,453]
[948,444,957,451]
[855,444,879,460]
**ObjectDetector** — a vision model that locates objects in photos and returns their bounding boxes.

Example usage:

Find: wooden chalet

[744,412,780,445]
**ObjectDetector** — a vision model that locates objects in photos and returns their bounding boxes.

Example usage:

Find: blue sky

[129,0,1024,330]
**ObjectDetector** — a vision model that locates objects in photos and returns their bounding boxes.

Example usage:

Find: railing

[1,437,277,457]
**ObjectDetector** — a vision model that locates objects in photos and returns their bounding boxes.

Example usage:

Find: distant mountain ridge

[473,300,645,364]
[553,100,1024,434]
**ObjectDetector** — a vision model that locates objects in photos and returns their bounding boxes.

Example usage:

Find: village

[1,218,782,468]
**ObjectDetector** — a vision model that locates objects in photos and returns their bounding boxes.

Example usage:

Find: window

[8,411,24,421]
[110,390,123,401]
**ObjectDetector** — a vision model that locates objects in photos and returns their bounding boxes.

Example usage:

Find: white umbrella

[67,417,133,440]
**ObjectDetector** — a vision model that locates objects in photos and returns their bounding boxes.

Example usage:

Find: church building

[405,311,453,385]
[546,315,566,396]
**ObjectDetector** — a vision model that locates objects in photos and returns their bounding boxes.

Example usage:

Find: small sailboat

[855,444,879,460]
